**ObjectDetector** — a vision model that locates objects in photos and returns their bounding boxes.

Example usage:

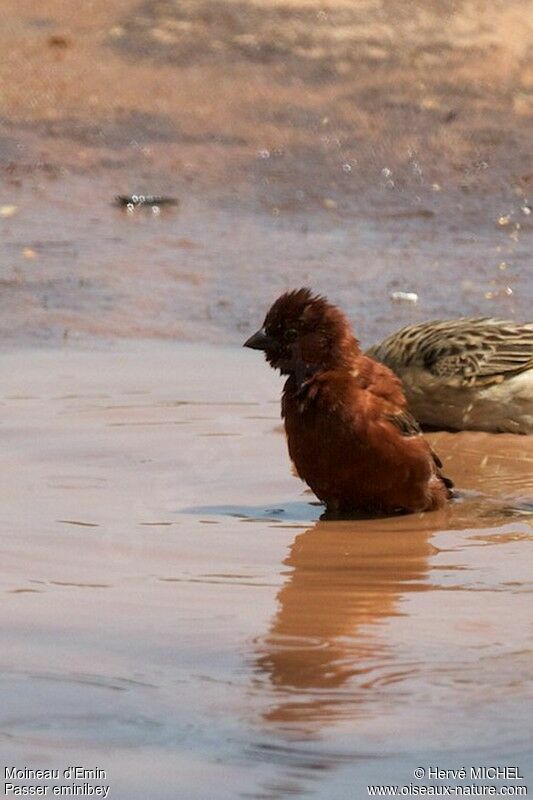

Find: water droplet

[151,205,160,215]
[498,215,511,226]
[521,205,531,216]
[257,149,270,159]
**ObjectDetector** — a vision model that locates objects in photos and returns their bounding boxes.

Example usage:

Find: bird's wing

[385,409,454,493]
[370,318,533,387]
[384,409,422,437]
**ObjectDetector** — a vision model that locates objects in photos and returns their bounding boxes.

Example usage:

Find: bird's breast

[282,383,362,477]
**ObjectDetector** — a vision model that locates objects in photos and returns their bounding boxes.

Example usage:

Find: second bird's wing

[370,318,533,387]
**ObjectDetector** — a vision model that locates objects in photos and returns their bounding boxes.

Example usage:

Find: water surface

[1,343,531,797]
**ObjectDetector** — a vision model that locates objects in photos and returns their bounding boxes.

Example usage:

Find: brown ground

[0,0,531,346]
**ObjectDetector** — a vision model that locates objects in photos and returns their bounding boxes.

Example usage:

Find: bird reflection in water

[253,513,444,729]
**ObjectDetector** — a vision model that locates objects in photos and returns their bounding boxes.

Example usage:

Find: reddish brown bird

[244,288,453,515]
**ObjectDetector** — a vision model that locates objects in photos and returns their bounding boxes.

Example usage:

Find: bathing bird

[244,288,453,515]
[367,317,533,434]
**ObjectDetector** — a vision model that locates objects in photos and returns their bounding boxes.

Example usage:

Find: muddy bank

[0,0,531,346]
[2,0,532,203]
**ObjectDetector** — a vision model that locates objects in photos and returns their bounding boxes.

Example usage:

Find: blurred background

[0,0,531,343]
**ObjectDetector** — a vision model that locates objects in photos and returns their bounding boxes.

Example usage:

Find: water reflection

[254,514,441,728]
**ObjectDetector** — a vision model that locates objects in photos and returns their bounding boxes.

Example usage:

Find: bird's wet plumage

[244,288,453,515]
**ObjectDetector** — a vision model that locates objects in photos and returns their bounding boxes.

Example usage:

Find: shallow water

[1,342,532,797]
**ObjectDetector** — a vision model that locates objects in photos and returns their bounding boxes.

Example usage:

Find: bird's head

[243,288,360,375]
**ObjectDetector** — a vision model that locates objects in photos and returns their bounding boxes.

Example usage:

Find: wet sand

[0,0,532,346]
[1,343,532,797]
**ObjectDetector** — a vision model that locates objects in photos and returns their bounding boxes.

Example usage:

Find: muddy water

[1,343,532,797]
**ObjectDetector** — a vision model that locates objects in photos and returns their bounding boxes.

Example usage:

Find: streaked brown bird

[367,317,533,434]
[244,288,453,515]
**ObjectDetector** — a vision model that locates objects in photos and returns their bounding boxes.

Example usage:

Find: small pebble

[0,205,18,217]
[390,291,419,304]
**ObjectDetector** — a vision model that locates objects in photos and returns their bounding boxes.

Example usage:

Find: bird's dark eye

[284,328,298,342]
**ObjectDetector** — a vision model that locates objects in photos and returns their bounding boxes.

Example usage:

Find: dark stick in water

[115,195,179,207]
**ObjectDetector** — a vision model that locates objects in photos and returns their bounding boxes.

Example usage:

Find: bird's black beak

[243,328,273,351]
